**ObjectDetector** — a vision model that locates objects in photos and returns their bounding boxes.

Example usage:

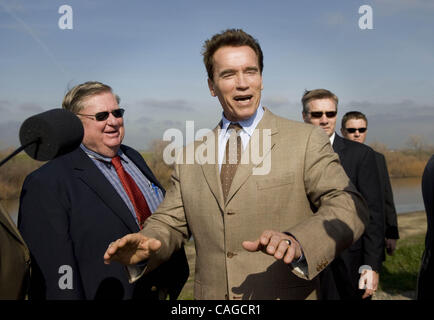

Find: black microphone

[0,109,84,167]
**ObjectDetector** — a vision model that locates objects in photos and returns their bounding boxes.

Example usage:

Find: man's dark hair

[202,28,264,81]
[341,111,368,129]
[301,89,339,114]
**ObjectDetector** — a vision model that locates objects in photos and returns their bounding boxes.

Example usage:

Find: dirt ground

[372,210,427,300]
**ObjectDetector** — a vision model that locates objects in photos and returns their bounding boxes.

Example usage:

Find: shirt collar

[80,144,126,163]
[329,132,336,145]
[221,104,264,136]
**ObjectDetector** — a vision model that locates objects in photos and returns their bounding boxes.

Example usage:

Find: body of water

[1,177,425,226]
[390,177,424,214]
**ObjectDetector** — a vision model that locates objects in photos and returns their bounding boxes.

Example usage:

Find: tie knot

[111,155,122,170]
[228,122,242,133]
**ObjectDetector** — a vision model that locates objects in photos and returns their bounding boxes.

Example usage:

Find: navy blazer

[332,134,384,271]
[320,134,385,300]
[374,152,399,239]
[418,155,434,300]
[18,145,188,299]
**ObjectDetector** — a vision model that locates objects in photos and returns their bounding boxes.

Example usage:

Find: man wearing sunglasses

[302,89,384,300]
[18,81,189,299]
[341,111,400,258]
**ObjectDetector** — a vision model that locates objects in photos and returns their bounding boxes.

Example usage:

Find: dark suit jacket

[374,151,399,257]
[18,145,188,300]
[320,134,384,299]
[0,202,30,299]
[417,155,434,300]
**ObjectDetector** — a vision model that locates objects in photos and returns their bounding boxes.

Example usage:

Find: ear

[340,127,345,136]
[302,112,308,123]
[207,78,216,97]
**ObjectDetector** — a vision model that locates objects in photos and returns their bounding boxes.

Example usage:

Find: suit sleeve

[18,172,85,299]
[380,154,399,239]
[358,149,385,271]
[288,128,369,280]
[136,153,189,275]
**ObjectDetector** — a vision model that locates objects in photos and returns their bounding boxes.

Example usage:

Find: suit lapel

[332,133,345,155]
[122,146,165,193]
[200,127,225,212]
[71,148,140,233]
[225,108,277,205]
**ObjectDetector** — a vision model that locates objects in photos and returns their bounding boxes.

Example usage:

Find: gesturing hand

[103,233,161,265]
[242,230,302,264]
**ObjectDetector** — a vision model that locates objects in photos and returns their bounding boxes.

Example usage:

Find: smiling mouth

[233,95,253,102]
[105,130,119,136]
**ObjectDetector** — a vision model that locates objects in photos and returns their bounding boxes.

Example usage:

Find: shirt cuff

[126,260,148,283]
[283,232,308,276]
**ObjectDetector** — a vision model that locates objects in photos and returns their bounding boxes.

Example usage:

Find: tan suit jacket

[0,202,30,299]
[139,108,369,300]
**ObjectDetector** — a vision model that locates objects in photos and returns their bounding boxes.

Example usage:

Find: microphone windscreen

[19,109,84,161]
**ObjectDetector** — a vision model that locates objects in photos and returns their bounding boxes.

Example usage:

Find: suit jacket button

[227,252,237,258]
[227,211,235,215]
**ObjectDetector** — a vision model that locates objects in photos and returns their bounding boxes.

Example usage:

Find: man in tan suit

[0,202,30,299]
[104,29,369,300]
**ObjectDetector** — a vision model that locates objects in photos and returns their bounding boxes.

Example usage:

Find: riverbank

[373,210,426,300]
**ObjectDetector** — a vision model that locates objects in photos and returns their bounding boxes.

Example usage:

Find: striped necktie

[220,123,242,201]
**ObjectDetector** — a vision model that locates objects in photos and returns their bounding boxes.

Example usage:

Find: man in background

[18,81,188,299]
[302,89,384,299]
[341,111,399,258]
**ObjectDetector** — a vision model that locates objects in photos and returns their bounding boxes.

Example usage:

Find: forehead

[82,91,118,111]
[345,118,367,128]
[308,98,336,111]
[212,45,259,69]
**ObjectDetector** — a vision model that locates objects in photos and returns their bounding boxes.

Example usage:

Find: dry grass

[141,140,175,190]
[369,142,433,178]
[0,149,44,200]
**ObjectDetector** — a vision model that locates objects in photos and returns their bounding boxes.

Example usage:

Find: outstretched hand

[242,230,301,264]
[104,233,161,265]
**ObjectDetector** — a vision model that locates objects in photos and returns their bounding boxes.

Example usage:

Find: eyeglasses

[77,108,125,121]
[345,127,367,133]
[308,111,337,118]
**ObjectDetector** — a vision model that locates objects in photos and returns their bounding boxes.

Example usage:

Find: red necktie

[111,156,151,229]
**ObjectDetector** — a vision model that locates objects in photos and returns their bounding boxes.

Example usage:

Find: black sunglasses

[345,127,367,133]
[78,108,125,121]
[309,111,337,118]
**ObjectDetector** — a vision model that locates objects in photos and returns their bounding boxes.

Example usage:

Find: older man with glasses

[18,81,189,300]
[302,89,384,300]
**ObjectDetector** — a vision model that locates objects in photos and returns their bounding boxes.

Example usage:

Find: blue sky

[1,0,433,150]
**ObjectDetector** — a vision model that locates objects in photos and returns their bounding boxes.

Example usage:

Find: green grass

[379,234,425,293]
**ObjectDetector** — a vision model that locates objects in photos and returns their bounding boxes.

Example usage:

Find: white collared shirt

[218,105,264,172]
[329,132,336,145]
